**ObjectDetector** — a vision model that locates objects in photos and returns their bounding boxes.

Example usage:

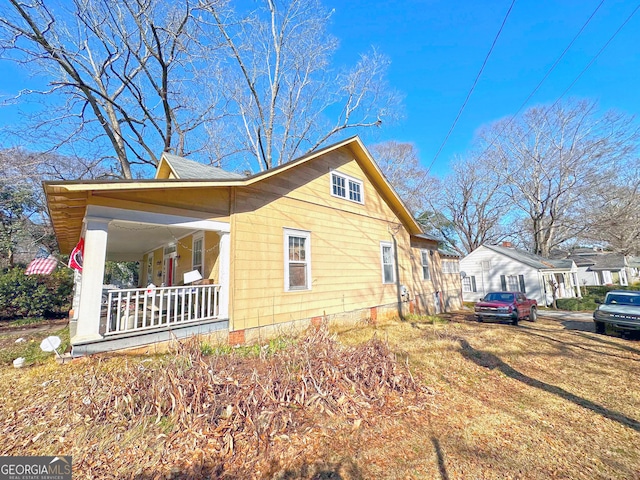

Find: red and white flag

[25,248,58,275]
[68,238,84,272]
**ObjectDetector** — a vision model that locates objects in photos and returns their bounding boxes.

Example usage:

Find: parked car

[593,290,640,335]
[474,292,538,325]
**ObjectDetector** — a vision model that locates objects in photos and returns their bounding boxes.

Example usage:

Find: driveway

[538,309,640,339]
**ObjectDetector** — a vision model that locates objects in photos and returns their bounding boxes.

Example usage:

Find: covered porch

[541,270,581,305]
[70,205,231,355]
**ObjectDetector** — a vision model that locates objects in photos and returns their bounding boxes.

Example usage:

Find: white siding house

[460,244,581,306]
[555,250,640,287]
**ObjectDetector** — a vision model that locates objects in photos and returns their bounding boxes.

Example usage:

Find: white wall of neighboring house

[577,267,599,287]
[460,246,543,304]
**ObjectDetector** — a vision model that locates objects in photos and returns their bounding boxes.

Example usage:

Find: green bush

[556,297,598,312]
[0,267,73,319]
[584,284,640,298]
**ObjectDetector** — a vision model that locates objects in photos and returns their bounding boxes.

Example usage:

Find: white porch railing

[104,284,221,335]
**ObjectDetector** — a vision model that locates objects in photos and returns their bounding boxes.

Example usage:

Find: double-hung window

[284,228,311,291]
[442,259,460,274]
[500,274,526,293]
[192,234,204,274]
[421,250,431,281]
[380,242,395,284]
[331,171,364,204]
[146,254,154,284]
[462,276,477,292]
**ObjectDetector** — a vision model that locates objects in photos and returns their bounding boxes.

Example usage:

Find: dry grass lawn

[1,313,639,479]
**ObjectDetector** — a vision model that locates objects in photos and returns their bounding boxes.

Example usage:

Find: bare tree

[0,147,102,258]
[585,177,640,255]
[482,100,640,257]
[201,0,401,171]
[369,141,428,215]
[420,154,511,255]
[1,0,219,178]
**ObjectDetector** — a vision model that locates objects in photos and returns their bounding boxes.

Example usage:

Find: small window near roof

[331,171,363,204]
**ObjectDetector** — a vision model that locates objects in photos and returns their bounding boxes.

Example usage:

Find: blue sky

[326,0,640,176]
[0,0,638,177]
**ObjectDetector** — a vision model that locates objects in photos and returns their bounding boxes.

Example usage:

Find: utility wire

[475,0,606,159]
[550,2,640,107]
[478,1,640,161]
[426,0,517,175]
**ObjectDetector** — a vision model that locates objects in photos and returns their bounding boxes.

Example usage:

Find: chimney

[502,241,513,248]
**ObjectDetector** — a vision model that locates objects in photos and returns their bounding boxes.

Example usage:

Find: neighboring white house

[460,244,581,306]
[551,248,640,287]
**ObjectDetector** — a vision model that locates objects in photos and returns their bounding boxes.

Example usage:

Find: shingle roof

[628,256,640,268]
[438,245,460,257]
[484,244,573,270]
[162,153,244,180]
[588,253,626,271]
[414,233,442,243]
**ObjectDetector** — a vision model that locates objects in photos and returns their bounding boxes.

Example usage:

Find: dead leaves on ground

[1,325,429,479]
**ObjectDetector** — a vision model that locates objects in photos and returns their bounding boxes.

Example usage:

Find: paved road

[538,309,640,339]
[537,310,593,322]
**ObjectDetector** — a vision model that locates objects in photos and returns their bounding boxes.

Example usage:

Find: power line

[478,1,640,161]
[551,3,640,107]
[426,0,517,175]
[477,0,605,156]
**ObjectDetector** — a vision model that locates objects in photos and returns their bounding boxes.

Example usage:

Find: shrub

[556,297,598,312]
[0,267,73,319]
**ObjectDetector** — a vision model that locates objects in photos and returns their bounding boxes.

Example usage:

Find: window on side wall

[284,228,311,291]
[421,250,431,280]
[146,255,153,284]
[442,259,460,274]
[462,276,477,292]
[192,234,204,275]
[331,171,364,204]
[381,242,395,284]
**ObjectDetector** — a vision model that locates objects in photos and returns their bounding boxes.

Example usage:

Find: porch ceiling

[106,221,195,262]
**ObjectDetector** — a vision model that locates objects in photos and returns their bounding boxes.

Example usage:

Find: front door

[163,253,176,287]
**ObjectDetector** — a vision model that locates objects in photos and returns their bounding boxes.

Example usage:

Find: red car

[474,292,538,325]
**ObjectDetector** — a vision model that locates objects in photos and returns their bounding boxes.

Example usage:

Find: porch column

[218,231,231,318]
[74,217,109,343]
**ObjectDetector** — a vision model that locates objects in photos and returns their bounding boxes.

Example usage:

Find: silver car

[593,290,640,335]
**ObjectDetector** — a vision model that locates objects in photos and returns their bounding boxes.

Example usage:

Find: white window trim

[421,249,431,281]
[330,170,364,204]
[284,228,312,292]
[146,254,154,284]
[380,241,395,284]
[192,232,204,274]
[443,259,460,274]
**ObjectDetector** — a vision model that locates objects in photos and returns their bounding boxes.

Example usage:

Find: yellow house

[45,136,462,355]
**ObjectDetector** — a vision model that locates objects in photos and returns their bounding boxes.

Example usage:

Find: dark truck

[474,291,538,325]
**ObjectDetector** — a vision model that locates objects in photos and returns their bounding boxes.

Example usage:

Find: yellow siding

[204,231,220,281]
[175,236,192,285]
[229,149,422,331]
[151,247,163,285]
[141,253,151,285]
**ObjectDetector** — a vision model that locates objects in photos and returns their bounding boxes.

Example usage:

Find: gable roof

[45,136,423,253]
[483,244,574,270]
[588,253,626,271]
[156,153,244,180]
